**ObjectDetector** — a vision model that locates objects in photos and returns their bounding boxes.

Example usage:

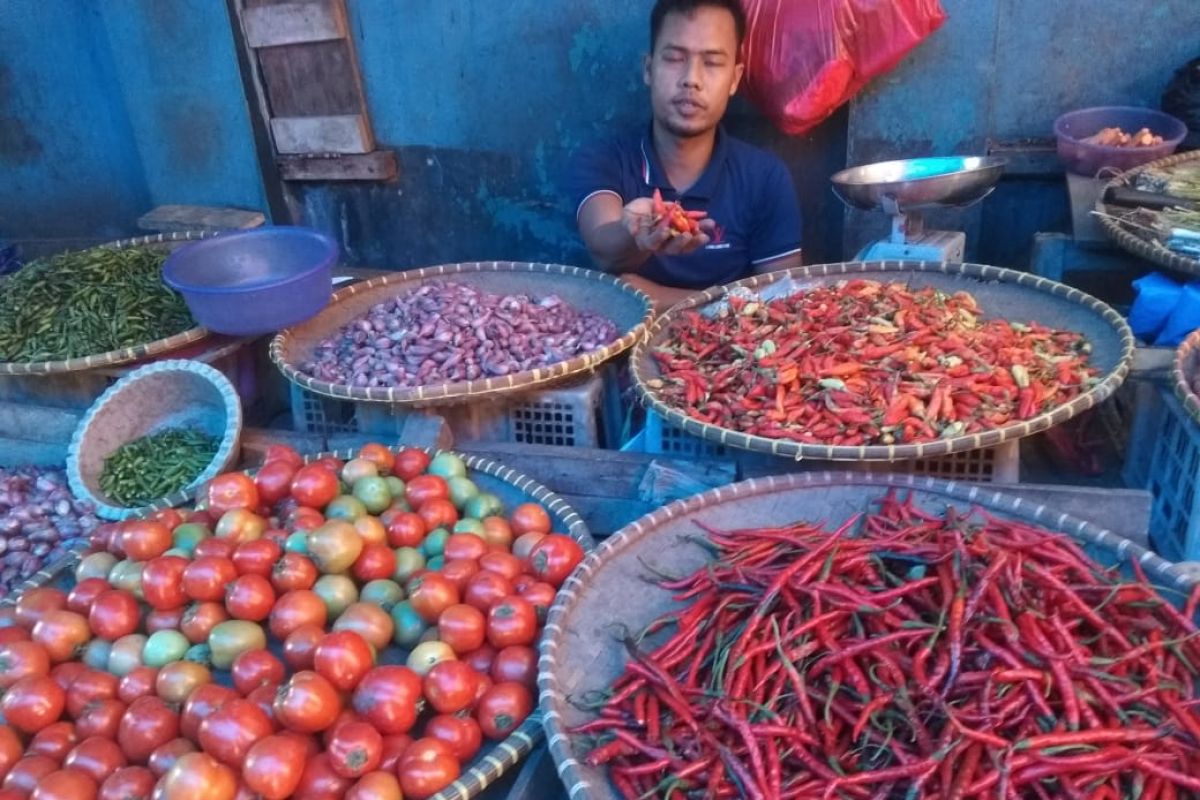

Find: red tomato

[231,650,286,695]
[27,721,78,761]
[179,683,236,742]
[320,709,361,748]
[15,589,67,629]
[64,737,127,782]
[439,559,480,594]
[198,699,273,768]
[179,602,229,645]
[290,466,339,509]
[281,626,324,672]
[28,767,96,800]
[511,573,537,594]
[97,766,155,800]
[65,670,118,718]
[214,509,267,545]
[117,667,158,705]
[0,725,21,782]
[511,532,545,562]
[351,545,397,583]
[139,561,186,616]
[154,663,211,706]
[314,631,375,693]
[244,686,278,728]
[268,590,327,641]
[491,645,538,688]
[404,475,449,509]
[486,597,538,649]
[383,511,426,548]
[327,721,382,779]
[527,534,584,588]
[254,460,298,508]
[145,738,195,777]
[518,580,557,623]
[347,770,403,800]
[65,579,109,616]
[117,696,179,764]
[263,444,305,471]
[378,734,413,773]
[242,734,307,800]
[462,571,513,612]
[509,503,551,537]
[475,682,532,740]
[293,753,350,800]
[192,537,234,560]
[274,671,341,735]
[425,714,482,763]
[351,666,422,735]
[232,539,282,578]
[0,640,50,689]
[331,603,394,652]
[151,508,184,530]
[31,610,89,663]
[182,557,238,603]
[2,756,56,795]
[224,575,275,622]
[2,676,63,733]
[478,551,523,583]
[271,553,318,593]
[0,627,28,644]
[74,698,125,740]
[393,449,430,481]
[417,499,457,532]
[119,521,172,562]
[462,644,497,676]
[206,473,259,516]
[422,661,479,715]
[144,607,185,634]
[49,662,86,691]
[157,752,236,800]
[407,574,460,624]
[480,517,513,551]
[357,444,396,476]
[287,507,325,534]
[437,604,485,654]
[443,534,487,563]
[397,738,459,800]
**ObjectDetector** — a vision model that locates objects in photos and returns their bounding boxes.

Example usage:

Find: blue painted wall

[0,1,266,255]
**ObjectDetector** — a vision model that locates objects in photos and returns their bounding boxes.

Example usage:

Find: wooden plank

[271,114,372,154]
[243,2,346,48]
[985,138,1062,177]
[0,402,81,444]
[257,39,362,117]
[278,151,398,182]
[137,205,265,233]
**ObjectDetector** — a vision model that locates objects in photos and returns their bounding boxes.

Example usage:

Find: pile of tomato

[0,443,585,800]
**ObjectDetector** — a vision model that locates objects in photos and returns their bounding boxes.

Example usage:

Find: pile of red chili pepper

[648,280,1099,446]
[572,492,1200,799]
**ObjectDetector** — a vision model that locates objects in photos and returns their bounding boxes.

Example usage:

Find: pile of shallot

[303,281,620,389]
[0,467,99,596]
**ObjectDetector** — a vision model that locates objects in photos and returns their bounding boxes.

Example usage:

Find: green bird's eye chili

[99,428,220,507]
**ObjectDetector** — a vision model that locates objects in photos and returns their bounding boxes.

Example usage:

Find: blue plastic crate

[1144,388,1200,562]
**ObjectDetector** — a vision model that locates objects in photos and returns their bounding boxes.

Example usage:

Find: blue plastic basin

[163,227,338,336]
[1054,106,1186,177]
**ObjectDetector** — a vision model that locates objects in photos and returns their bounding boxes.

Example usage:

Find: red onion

[0,466,100,598]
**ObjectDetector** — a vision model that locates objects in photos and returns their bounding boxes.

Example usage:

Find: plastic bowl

[1054,106,1186,177]
[163,226,338,336]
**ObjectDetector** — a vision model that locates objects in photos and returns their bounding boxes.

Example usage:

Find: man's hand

[621,197,714,257]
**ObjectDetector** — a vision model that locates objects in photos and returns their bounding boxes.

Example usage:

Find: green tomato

[341,457,379,485]
[387,498,411,513]
[208,621,267,671]
[143,630,189,668]
[107,634,147,677]
[185,644,212,667]
[407,641,456,676]
[392,548,426,583]
[452,518,485,537]
[284,531,309,554]
[463,492,503,521]
[314,574,359,619]
[426,555,445,572]
[421,528,449,559]
[390,600,427,648]
[360,579,405,611]
[171,523,210,556]
[82,639,111,672]
[352,476,392,515]
[447,476,479,510]
[385,477,406,499]
[325,495,368,522]
[428,452,467,480]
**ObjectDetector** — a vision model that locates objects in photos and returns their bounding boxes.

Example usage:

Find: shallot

[0,467,99,597]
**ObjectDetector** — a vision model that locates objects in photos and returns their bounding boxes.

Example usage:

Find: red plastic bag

[740,0,947,135]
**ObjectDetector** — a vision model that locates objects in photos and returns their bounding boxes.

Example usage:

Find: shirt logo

[706,223,727,248]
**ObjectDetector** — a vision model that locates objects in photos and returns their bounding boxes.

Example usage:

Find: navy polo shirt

[565,125,802,290]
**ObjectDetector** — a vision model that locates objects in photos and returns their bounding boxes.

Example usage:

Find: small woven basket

[66,359,243,520]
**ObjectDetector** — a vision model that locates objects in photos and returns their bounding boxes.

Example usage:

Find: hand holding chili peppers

[622,189,713,257]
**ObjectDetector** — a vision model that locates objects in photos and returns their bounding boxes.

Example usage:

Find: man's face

[645,6,744,139]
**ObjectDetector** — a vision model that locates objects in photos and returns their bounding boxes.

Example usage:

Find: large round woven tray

[1173,327,1200,425]
[631,260,1135,461]
[9,444,593,800]
[0,232,214,376]
[270,261,653,406]
[1097,149,1200,276]
[538,471,1195,800]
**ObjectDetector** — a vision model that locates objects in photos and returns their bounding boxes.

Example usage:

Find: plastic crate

[289,371,605,448]
[1143,388,1200,562]
[625,410,1019,482]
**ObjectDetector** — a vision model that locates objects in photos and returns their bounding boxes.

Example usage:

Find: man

[567,0,803,311]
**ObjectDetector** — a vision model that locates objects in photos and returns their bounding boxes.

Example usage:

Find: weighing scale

[832,156,1006,262]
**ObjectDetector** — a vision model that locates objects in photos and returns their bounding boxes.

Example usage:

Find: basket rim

[268,260,654,407]
[630,260,1135,461]
[1096,149,1200,276]
[65,359,244,521]
[1173,327,1200,426]
[0,232,217,375]
[537,470,1195,800]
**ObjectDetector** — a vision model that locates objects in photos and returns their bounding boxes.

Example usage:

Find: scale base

[855,229,966,263]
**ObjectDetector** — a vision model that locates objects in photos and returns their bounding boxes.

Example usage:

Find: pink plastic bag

[739,0,947,135]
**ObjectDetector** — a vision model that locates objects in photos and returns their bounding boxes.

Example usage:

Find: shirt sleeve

[562,138,626,220]
[748,158,803,264]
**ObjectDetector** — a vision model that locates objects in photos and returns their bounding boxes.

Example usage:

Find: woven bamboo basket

[538,471,1196,800]
[270,261,653,407]
[1173,327,1200,424]
[22,445,593,800]
[1096,149,1200,276]
[0,232,216,376]
[631,260,1135,461]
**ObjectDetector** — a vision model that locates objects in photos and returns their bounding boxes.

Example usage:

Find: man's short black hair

[650,0,747,54]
